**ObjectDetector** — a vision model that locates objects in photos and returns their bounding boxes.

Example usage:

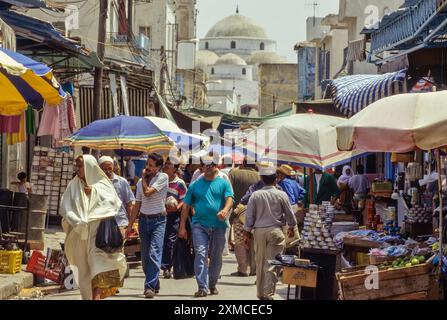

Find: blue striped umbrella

[0,47,65,116]
[66,116,175,153]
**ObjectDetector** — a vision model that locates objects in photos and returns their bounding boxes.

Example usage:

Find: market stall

[0,47,67,267]
[336,90,447,300]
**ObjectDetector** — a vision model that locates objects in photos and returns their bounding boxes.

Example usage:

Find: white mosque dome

[196,50,219,70]
[246,51,288,65]
[205,14,268,39]
[214,53,247,66]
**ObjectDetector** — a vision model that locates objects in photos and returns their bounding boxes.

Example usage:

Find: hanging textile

[66,94,77,131]
[56,95,72,145]
[37,102,60,137]
[0,114,20,133]
[62,82,74,96]
[6,111,25,145]
[25,105,36,135]
[347,39,366,63]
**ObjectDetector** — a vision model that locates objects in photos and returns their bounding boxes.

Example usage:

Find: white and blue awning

[328,69,407,116]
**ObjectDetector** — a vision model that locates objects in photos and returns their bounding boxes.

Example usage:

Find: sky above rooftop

[196,0,340,62]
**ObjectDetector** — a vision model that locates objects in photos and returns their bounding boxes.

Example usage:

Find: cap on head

[98,156,114,166]
[257,161,277,176]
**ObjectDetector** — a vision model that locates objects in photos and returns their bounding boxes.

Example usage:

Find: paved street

[7,227,287,300]
[39,253,289,300]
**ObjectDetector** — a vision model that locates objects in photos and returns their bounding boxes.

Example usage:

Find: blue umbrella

[66,115,174,153]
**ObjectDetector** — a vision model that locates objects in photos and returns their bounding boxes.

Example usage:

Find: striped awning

[328,69,407,116]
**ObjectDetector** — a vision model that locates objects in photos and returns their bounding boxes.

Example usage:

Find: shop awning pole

[435,149,444,297]
[120,144,125,176]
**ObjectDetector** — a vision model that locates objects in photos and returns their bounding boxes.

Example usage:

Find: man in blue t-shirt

[179,155,234,298]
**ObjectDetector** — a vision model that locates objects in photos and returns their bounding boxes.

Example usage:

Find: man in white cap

[98,156,135,240]
[244,163,297,300]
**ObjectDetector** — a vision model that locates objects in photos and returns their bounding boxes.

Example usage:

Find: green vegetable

[411,258,419,265]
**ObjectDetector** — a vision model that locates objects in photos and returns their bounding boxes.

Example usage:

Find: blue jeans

[192,224,227,291]
[161,212,180,271]
[139,215,166,291]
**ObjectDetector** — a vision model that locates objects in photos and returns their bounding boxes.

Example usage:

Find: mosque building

[196,9,288,115]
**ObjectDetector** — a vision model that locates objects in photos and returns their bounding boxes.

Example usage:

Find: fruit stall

[336,259,434,300]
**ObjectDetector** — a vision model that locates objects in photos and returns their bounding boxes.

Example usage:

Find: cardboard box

[282,266,318,288]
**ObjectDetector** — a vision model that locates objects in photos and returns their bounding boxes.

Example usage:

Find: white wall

[199,38,276,60]
[329,29,349,78]
[338,0,405,75]
[208,95,236,114]
[207,79,258,106]
[306,17,330,41]
[208,65,253,81]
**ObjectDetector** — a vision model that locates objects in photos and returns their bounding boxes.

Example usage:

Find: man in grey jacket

[244,164,297,300]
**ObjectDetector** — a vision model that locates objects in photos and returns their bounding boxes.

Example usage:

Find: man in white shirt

[127,153,168,299]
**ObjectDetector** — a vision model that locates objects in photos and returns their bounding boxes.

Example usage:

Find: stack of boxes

[30,146,74,216]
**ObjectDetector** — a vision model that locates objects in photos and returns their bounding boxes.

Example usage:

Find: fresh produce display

[383,255,427,269]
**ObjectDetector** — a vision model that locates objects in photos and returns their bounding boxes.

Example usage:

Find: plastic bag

[173,239,194,279]
[95,217,123,253]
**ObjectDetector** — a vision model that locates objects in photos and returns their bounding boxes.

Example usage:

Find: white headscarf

[60,155,122,240]
[338,165,353,185]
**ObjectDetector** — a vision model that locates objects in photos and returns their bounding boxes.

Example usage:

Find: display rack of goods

[405,205,432,224]
[371,181,393,195]
[300,202,337,251]
[30,147,74,216]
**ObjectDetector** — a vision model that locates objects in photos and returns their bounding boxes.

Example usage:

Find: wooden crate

[343,237,383,249]
[336,263,432,300]
[282,266,318,288]
[383,291,428,300]
[369,255,396,265]
[333,214,355,222]
[404,222,433,238]
[355,253,370,266]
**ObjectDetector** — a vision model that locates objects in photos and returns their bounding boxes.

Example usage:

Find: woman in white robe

[60,155,126,300]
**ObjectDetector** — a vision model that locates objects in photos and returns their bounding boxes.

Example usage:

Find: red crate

[26,251,64,284]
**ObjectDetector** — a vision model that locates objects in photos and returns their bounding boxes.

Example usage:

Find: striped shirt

[167,176,187,203]
[136,171,169,216]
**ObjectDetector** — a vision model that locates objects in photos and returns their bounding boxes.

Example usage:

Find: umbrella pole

[309,168,314,205]
[120,145,125,177]
[436,150,445,298]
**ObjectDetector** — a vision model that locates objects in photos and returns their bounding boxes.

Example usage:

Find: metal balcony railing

[107,32,129,46]
[371,0,447,54]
